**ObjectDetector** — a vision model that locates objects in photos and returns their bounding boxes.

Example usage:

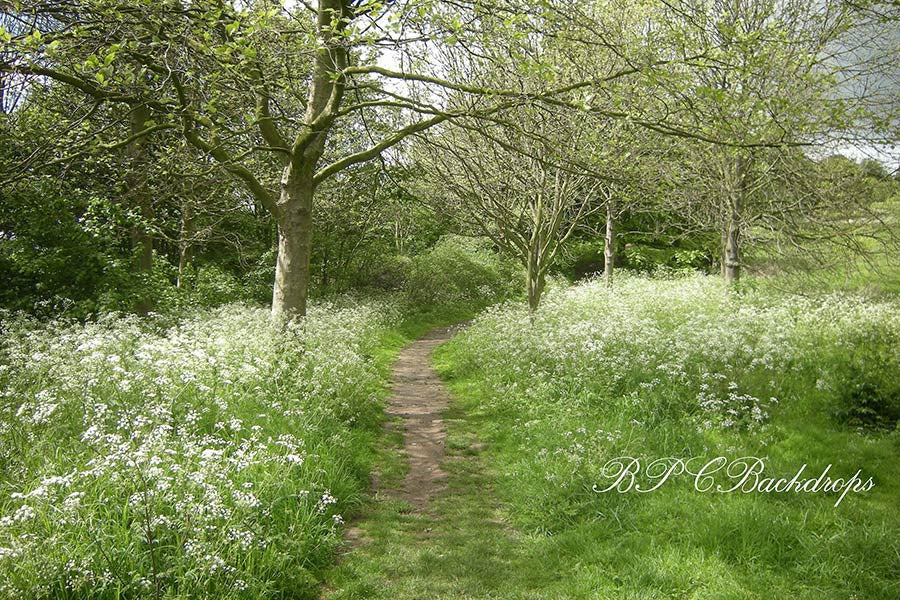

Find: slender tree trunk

[526,181,547,316]
[176,203,194,289]
[724,217,741,284]
[526,263,546,316]
[720,222,728,278]
[604,196,616,287]
[320,243,329,290]
[394,220,404,253]
[272,166,314,317]
[128,105,153,315]
[723,154,744,285]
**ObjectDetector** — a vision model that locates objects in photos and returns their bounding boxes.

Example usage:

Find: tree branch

[314,113,449,184]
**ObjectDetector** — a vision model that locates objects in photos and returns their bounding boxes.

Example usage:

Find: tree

[653,0,900,283]
[415,107,601,313]
[2,0,614,316]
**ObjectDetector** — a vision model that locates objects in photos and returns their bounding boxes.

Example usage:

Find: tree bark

[272,166,315,317]
[526,265,546,316]
[176,202,194,289]
[128,105,153,314]
[720,219,728,278]
[723,154,744,285]
[604,196,616,287]
[269,0,349,318]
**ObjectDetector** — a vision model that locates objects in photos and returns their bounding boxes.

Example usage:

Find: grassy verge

[429,274,899,599]
[0,299,480,599]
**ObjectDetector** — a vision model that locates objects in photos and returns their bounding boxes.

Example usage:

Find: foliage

[0,300,400,598]
[310,165,454,294]
[623,244,711,273]
[403,236,523,310]
[828,323,900,429]
[436,274,900,597]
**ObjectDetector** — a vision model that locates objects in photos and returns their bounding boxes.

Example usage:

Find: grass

[325,273,899,599]
[3,272,897,598]
[0,298,482,599]
[322,402,591,600]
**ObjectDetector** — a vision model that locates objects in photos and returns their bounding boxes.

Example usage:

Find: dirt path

[323,323,538,599]
[381,325,458,510]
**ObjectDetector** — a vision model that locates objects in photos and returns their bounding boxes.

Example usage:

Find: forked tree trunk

[526,265,546,316]
[267,0,349,319]
[604,197,616,287]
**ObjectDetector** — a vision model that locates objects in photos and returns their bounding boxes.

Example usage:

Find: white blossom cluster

[455,273,898,441]
[0,300,399,598]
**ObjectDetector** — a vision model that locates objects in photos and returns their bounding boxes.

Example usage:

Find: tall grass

[0,300,400,599]
[437,273,899,598]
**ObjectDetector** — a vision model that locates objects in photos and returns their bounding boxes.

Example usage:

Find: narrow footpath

[382,325,455,510]
[322,325,569,600]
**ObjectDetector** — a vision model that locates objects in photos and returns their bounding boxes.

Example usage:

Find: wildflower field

[0,301,401,598]
[435,274,900,599]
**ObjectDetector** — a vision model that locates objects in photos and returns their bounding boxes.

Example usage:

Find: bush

[624,244,711,273]
[830,324,900,429]
[556,240,605,281]
[404,235,522,309]
[359,254,412,291]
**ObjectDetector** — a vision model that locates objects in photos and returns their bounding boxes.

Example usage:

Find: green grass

[0,300,482,599]
[5,274,896,598]
[430,376,899,599]
[325,274,899,599]
[323,401,601,600]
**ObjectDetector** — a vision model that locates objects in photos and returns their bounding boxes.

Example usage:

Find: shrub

[404,235,522,309]
[829,324,900,429]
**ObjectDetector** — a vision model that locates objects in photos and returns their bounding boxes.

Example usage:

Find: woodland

[0,1,898,599]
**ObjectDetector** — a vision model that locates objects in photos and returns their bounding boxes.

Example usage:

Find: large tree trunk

[272,167,315,317]
[723,155,745,285]
[268,0,349,318]
[604,196,616,287]
[724,210,741,284]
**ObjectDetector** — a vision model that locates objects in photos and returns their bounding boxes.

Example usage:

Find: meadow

[434,274,899,599]
[0,300,403,598]
[1,271,898,599]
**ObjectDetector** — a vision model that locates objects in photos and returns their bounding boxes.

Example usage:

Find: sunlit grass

[428,273,899,599]
[0,300,408,598]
